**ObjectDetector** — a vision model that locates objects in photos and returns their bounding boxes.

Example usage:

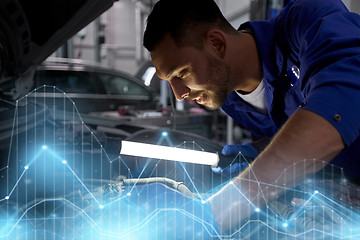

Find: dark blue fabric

[221,0,360,181]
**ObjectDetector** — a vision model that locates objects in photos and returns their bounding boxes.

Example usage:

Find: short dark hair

[143,0,235,51]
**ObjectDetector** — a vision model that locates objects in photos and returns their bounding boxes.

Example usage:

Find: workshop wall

[52,0,250,76]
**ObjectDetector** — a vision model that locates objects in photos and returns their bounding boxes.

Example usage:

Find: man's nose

[169,79,190,100]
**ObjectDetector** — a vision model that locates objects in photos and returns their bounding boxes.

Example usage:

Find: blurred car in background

[29,57,160,113]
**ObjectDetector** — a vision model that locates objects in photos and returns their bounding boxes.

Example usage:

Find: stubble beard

[201,54,231,110]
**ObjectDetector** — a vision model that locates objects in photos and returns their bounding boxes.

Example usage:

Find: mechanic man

[143,0,360,233]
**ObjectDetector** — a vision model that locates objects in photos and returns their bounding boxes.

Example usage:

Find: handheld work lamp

[119,140,220,167]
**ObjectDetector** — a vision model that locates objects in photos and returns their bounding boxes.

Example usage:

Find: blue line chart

[0,86,360,239]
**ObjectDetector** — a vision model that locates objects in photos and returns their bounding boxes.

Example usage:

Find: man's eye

[178,70,188,79]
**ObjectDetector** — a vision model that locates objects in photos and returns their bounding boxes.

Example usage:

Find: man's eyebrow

[166,68,176,79]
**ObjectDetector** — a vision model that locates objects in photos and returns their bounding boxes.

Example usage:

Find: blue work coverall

[221,0,360,181]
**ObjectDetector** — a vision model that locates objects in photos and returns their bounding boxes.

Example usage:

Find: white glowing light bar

[120,140,219,166]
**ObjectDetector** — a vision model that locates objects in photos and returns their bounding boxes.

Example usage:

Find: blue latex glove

[212,143,258,179]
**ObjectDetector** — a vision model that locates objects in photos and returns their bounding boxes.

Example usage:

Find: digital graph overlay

[0,85,359,239]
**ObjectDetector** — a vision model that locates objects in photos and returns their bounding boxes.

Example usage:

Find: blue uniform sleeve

[284,0,360,147]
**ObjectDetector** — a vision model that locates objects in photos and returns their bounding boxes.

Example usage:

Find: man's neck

[228,31,262,93]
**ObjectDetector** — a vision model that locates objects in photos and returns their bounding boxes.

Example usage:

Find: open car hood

[0,0,115,86]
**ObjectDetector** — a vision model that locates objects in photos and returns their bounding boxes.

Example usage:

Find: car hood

[0,0,115,87]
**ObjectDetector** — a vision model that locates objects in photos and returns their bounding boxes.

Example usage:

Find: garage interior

[0,0,360,239]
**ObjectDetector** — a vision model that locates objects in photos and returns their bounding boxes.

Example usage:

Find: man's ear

[206,29,226,59]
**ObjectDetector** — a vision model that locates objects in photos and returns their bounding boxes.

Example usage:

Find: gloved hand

[212,142,259,179]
